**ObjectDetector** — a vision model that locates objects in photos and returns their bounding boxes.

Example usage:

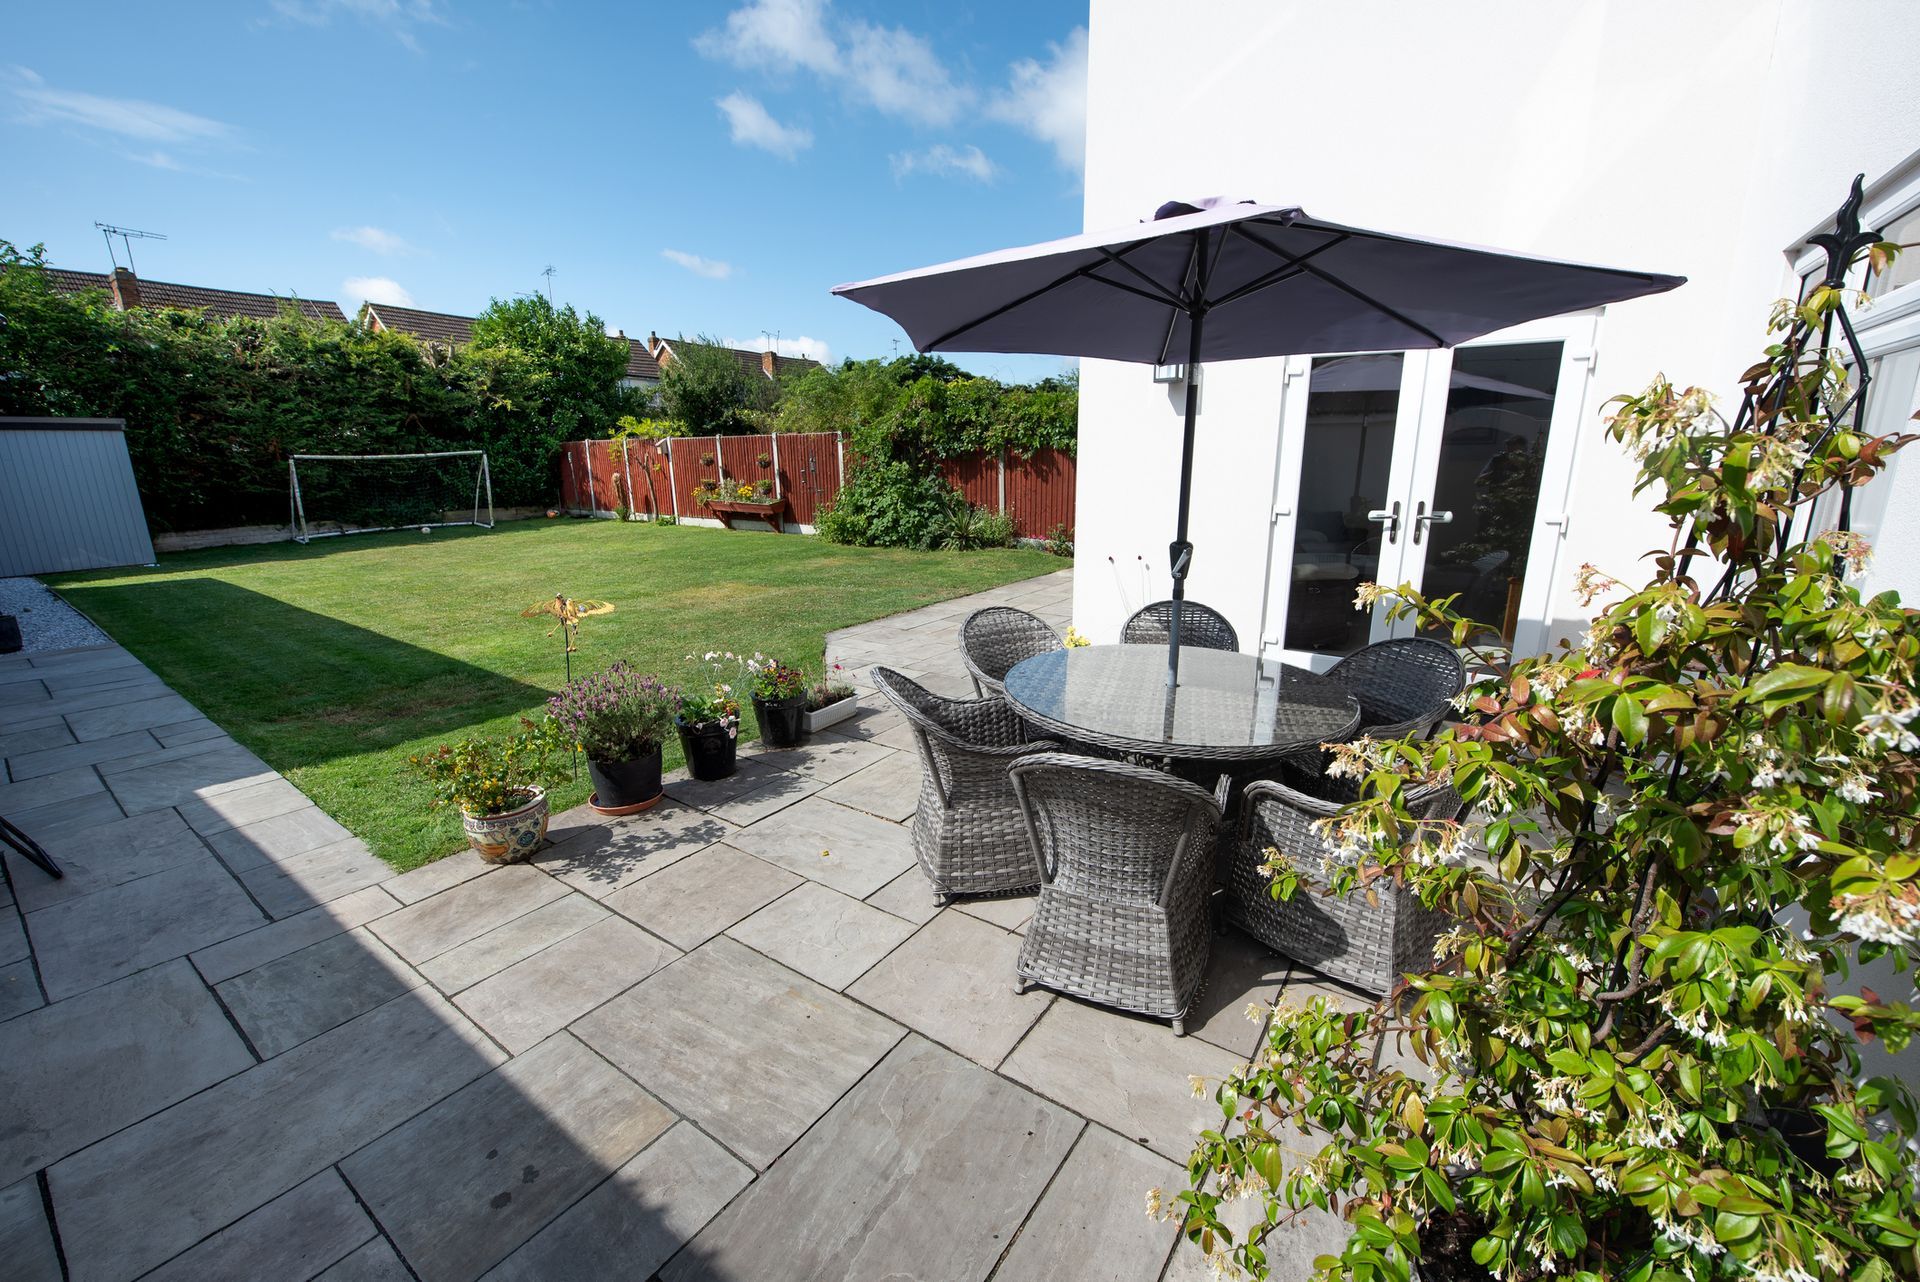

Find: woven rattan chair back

[961,606,1063,697]
[1322,637,1465,741]
[1226,773,1467,994]
[870,666,1058,900]
[1009,753,1229,1033]
[1120,600,1239,652]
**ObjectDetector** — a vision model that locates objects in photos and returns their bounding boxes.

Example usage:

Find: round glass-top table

[1001,645,1361,763]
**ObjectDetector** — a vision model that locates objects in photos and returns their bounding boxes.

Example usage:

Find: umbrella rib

[1208,234,1349,310]
[1081,269,1194,311]
[1094,248,1190,309]
[921,238,1158,351]
[1229,224,1449,347]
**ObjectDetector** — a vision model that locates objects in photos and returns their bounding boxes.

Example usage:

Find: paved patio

[0,568,1367,1281]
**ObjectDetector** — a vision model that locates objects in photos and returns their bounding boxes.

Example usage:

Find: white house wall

[1077,0,1920,646]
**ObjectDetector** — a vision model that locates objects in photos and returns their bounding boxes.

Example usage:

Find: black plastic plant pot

[753,693,808,749]
[586,747,663,811]
[0,616,20,654]
[675,717,737,781]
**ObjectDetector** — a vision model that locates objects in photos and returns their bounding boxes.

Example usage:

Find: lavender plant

[1175,227,1920,1280]
[545,661,677,763]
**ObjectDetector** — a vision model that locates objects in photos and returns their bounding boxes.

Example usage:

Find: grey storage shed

[0,418,156,576]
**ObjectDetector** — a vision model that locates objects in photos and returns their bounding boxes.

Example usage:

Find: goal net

[289,451,493,543]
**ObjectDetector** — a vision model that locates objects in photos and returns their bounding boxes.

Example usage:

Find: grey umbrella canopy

[834,198,1684,684]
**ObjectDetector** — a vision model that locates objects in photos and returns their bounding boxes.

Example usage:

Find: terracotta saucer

[588,792,664,817]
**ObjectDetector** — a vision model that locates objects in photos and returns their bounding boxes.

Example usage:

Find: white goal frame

[289,450,494,544]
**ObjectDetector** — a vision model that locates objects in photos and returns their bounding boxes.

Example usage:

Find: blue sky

[3,0,1088,381]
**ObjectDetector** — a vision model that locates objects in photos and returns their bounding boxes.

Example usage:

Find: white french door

[1258,315,1598,668]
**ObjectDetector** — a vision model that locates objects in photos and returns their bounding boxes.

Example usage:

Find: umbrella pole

[1165,305,1204,692]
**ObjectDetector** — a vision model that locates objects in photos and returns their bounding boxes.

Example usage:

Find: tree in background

[656,334,770,434]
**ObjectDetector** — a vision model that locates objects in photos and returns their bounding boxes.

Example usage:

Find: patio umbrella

[833,198,1684,687]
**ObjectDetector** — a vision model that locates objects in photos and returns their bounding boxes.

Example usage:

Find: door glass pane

[1415,342,1562,643]
[1283,353,1402,654]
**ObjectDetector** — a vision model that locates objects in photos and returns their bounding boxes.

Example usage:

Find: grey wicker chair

[961,606,1063,698]
[1323,637,1466,742]
[1010,753,1230,1034]
[1225,774,1466,995]
[871,667,1060,902]
[1121,599,1238,651]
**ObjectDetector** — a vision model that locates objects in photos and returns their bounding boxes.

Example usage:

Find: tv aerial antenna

[540,265,556,303]
[95,223,167,274]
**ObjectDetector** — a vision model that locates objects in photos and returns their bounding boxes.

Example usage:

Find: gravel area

[0,577,111,654]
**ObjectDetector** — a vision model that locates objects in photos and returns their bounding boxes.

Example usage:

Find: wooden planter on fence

[706,497,791,533]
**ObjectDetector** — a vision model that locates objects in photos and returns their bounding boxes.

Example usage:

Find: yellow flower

[1063,626,1090,648]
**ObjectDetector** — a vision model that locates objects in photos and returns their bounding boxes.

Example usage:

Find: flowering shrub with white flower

[1176,243,1920,1280]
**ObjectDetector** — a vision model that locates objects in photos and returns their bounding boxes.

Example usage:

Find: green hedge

[0,240,636,531]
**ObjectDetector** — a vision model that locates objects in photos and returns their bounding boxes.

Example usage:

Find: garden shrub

[815,460,955,549]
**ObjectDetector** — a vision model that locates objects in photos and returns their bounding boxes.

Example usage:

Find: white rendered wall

[1076,0,1920,646]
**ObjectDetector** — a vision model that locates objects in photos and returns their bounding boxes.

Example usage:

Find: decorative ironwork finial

[1807,173,1880,289]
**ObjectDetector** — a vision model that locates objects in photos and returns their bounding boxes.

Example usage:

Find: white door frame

[1259,312,1601,668]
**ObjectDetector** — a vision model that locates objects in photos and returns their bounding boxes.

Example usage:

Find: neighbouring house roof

[42,266,346,322]
[647,332,821,381]
[360,302,474,347]
[622,337,662,383]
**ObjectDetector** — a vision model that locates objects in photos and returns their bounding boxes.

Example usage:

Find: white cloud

[890,143,997,184]
[696,2,970,129]
[694,0,837,75]
[332,225,416,255]
[986,26,1087,174]
[715,92,812,160]
[841,21,970,127]
[341,275,413,308]
[120,149,249,181]
[728,333,832,364]
[662,249,735,281]
[11,72,235,144]
[267,0,443,52]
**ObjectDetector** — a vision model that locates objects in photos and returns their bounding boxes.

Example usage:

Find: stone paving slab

[0,959,41,1020]
[370,864,569,965]
[726,880,916,990]
[0,1175,63,1282]
[600,843,801,951]
[190,884,402,984]
[726,795,916,897]
[141,1168,377,1282]
[4,790,125,843]
[451,915,678,1054]
[341,1031,674,1282]
[315,1238,413,1281]
[481,1121,751,1282]
[3,728,161,781]
[747,734,894,784]
[955,890,1038,934]
[384,847,491,904]
[0,903,29,967]
[847,908,1052,1066]
[177,777,314,836]
[5,809,208,913]
[0,719,74,759]
[574,936,903,1170]
[535,803,733,898]
[49,988,506,1282]
[101,741,276,815]
[419,892,607,995]
[864,867,942,924]
[661,1035,1080,1282]
[1000,998,1245,1163]
[152,717,227,748]
[206,805,357,873]
[235,836,392,920]
[0,762,106,817]
[817,749,920,821]
[1184,928,1293,1059]
[217,926,424,1058]
[0,959,254,1187]
[28,855,266,1000]
[65,693,202,741]
[995,1124,1181,1282]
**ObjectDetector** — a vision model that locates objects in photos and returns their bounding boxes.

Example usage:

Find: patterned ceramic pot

[460,787,550,865]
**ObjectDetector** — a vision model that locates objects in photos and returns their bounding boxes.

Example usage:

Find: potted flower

[745,654,808,749]
[803,665,859,734]
[547,662,677,815]
[676,652,742,780]
[409,719,566,864]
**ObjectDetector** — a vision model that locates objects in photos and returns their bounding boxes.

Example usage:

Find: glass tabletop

[1001,645,1361,761]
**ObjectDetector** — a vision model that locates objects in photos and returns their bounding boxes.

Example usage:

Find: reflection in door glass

[1284,353,1402,655]
[1418,342,1561,644]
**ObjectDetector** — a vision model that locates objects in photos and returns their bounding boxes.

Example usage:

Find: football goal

[289,451,493,543]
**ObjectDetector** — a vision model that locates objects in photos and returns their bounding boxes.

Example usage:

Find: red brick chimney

[761,349,777,377]
[108,266,142,311]
[646,330,662,357]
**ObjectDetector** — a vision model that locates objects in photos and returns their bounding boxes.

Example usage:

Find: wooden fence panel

[939,455,1000,511]
[1004,447,1076,539]
[771,432,841,526]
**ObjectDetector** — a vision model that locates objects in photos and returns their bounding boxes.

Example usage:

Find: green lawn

[49,519,1058,870]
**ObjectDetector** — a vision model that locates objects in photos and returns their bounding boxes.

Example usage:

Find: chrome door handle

[1366,501,1401,544]
[1412,502,1453,545]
